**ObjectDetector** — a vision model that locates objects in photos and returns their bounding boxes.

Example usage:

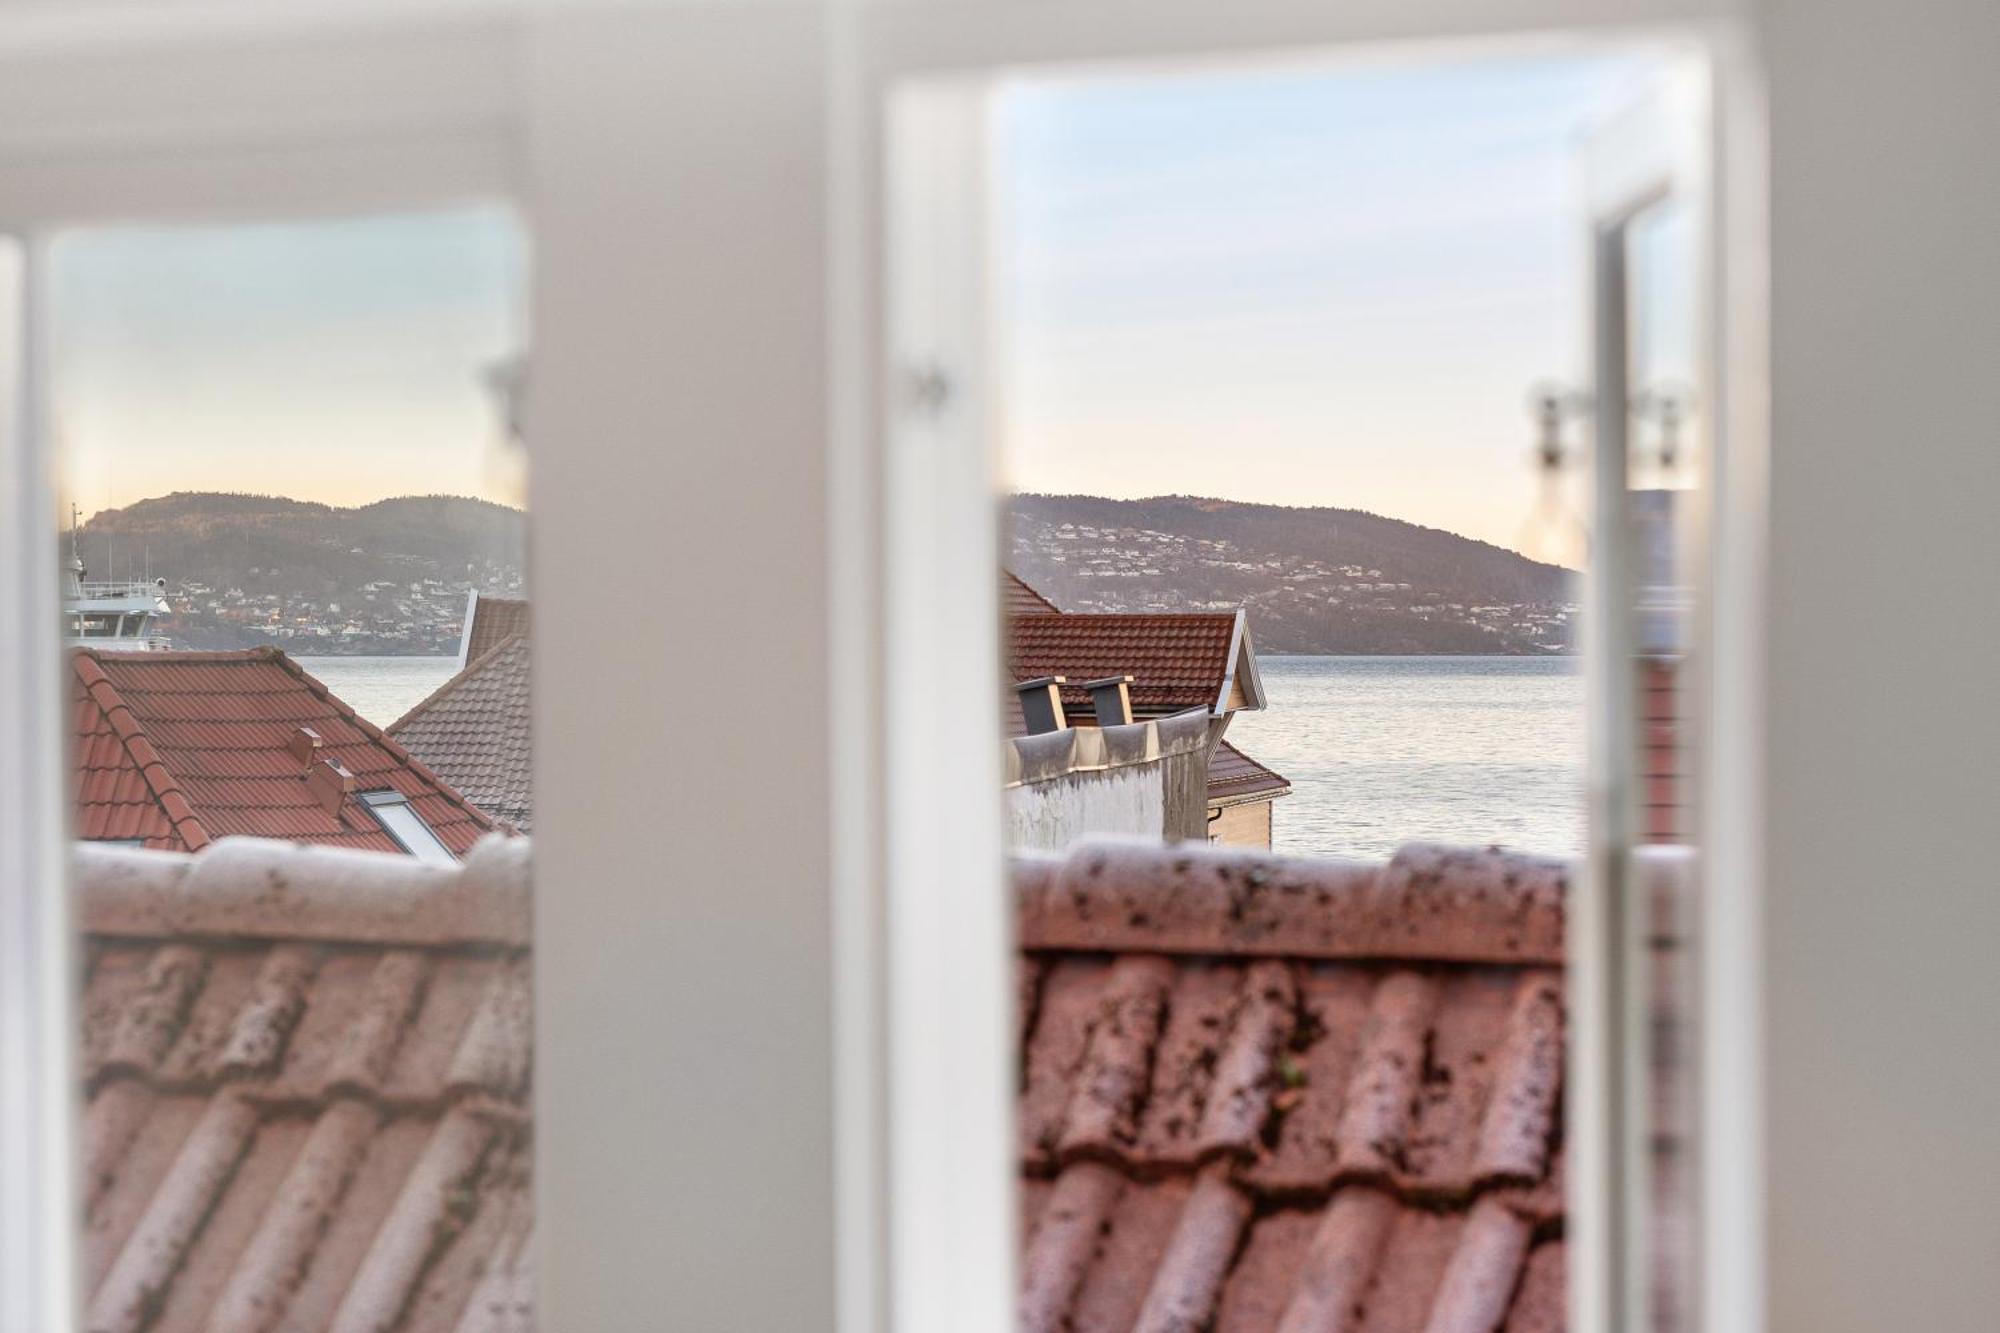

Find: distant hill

[71,492,525,654]
[1006,493,1578,654]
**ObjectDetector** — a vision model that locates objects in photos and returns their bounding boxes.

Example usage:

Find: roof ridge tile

[1018,838,1566,964]
[72,654,214,850]
[76,836,530,948]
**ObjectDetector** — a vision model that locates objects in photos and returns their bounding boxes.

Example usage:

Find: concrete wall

[1006,761,1164,851]
[1759,2,2000,1328]
[1160,738,1213,843]
[1005,713,1213,852]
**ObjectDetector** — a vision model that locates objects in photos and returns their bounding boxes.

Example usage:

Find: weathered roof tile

[389,635,531,832]
[1016,836,1586,1332]
[1207,741,1292,806]
[1022,839,1567,965]
[75,838,530,1333]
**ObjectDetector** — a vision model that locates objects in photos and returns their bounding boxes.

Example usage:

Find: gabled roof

[70,648,494,854]
[1206,739,1292,808]
[458,593,529,669]
[1007,610,1265,719]
[75,836,531,1333]
[390,634,533,832]
[1005,570,1061,615]
[1014,837,1570,1332]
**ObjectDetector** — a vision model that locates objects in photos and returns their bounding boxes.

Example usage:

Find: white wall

[526,8,835,1330]
[1006,764,1165,851]
[1760,1,2000,1328]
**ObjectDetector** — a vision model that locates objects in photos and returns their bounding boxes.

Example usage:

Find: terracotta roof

[71,648,494,855]
[1206,741,1291,808]
[1008,611,1259,719]
[1014,838,1571,1332]
[390,636,532,832]
[461,595,528,668]
[75,836,531,1333]
[999,575,1282,812]
[1006,571,1062,615]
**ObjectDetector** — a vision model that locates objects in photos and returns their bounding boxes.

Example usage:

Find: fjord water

[1225,656,1584,861]
[295,656,459,729]
[300,652,1584,861]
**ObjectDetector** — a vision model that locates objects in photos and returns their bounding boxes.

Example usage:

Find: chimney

[1013,676,1068,735]
[1083,674,1135,727]
[305,757,355,817]
[288,726,324,773]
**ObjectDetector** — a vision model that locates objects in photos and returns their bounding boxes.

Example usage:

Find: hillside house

[1003,572,1291,848]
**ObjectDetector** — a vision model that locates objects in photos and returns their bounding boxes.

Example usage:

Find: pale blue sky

[997,48,1684,555]
[55,207,526,518]
[52,50,1688,556]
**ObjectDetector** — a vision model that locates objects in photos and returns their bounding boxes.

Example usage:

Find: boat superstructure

[63,508,172,651]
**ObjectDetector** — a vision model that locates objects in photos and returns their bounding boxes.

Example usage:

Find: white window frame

[0,11,519,1330]
[357,789,460,865]
[842,8,1767,1333]
[0,5,1769,1333]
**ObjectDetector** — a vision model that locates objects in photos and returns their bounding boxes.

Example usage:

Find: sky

[996,48,1690,559]
[54,207,527,519]
[50,49,1689,557]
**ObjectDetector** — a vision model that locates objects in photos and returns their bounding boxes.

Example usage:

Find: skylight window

[357,789,457,865]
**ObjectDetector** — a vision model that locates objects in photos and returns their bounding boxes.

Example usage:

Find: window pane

[993,47,1702,1331]
[54,207,537,1330]
[359,790,461,865]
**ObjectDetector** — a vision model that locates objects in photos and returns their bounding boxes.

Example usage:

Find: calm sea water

[1225,656,1584,861]
[294,656,460,729]
[299,653,1584,860]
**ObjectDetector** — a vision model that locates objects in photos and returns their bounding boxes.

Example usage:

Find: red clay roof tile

[75,838,530,1333]
[1009,611,1248,719]
[390,634,532,831]
[1016,837,1580,1331]
[70,648,494,856]
[1005,570,1062,615]
[1019,839,1567,965]
[1207,740,1291,807]
[462,595,529,667]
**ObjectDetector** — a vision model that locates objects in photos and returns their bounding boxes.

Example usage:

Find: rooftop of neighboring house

[459,592,529,668]
[71,831,1681,1332]
[391,634,533,832]
[1001,570,1263,721]
[70,647,493,855]
[1005,570,1061,616]
[74,835,531,1333]
[1206,739,1292,807]
[1014,836,1571,1332]
[1007,609,1263,720]
[1000,571,1285,823]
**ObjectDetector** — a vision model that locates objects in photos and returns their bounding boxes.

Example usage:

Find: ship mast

[67,504,86,597]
